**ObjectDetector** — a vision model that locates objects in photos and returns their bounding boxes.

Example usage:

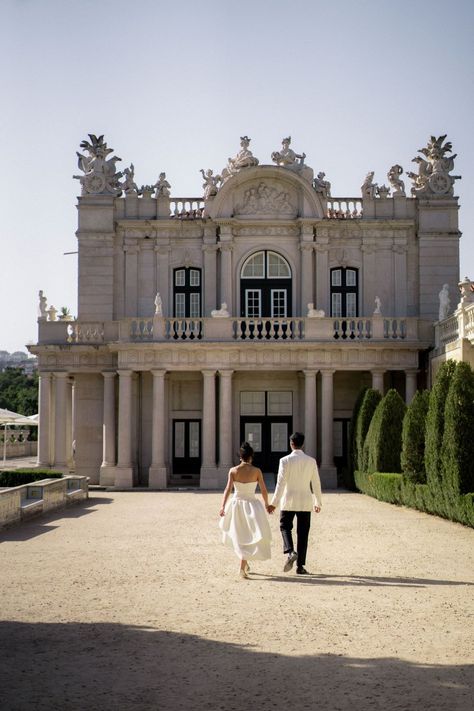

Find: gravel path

[1,489,473,710]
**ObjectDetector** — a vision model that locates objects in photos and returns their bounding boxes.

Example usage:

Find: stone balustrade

[435,302,474,348]
[326,198,363,219]
[170,197,205,219]
[0,475,88,530]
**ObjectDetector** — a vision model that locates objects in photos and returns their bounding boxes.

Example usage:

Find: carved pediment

[234,181,297,218]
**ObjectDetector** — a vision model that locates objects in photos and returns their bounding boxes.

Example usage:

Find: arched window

[173,267,202,318]
[240,251,292,317]
[330,267,358,317]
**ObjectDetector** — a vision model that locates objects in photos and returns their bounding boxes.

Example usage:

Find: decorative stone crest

[387,164,406,196]
[73,134,123,196]
[235,182,296,216]
[407,135,461,196]
[221,136,259,181]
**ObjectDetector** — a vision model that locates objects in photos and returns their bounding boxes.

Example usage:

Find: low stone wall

[1,441,38,459]
[0,476,88,530]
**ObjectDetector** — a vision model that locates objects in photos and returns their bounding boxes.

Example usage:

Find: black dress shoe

[296,566,309,574]
[283,551,298,572]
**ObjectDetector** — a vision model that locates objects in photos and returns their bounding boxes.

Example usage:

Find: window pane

[271,423,288,452]
[346,269,357,287]
[244,423,262,451]
[175,270,185,286]
[346,293,357,317]
[267,252,290,278]
[240,392,265,416]
[175,293,185,318]
[271,290,287,318]
[190,269,200,287]
[332,293,342,317]
[268,392,292,415]
[242,252,265,278]
[174,422,185,458]
[190,293,200,317]
[189,422,200,458]
[246,290,261,318]
[331,269,342,286]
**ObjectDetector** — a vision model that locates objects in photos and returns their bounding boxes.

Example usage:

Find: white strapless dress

[219,481,272,560]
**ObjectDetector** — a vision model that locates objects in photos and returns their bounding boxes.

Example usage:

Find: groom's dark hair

[290,432,305,449]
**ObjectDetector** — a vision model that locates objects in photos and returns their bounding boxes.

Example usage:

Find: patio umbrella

[0,408,24,424]
[0,410,37,466]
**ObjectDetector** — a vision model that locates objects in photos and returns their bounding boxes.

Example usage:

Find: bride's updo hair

[239,442,254,462]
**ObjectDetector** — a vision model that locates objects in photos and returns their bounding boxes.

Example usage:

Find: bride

[219,442,272,579]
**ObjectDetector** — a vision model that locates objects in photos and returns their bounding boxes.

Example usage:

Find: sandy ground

[1,487,473,711]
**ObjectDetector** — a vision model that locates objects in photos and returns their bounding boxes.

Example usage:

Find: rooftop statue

[407,135,461,196]
[200,168,221,199]
[313,171,331,198]
[387,164,406,197]
[154,172,171,198]
[73,134,123,196]
[122,164,138,195]
[38,290,48,321]
[438,283,450,320]
[361,171,378,198]
[221,136,259,181]
[271,136,306,170]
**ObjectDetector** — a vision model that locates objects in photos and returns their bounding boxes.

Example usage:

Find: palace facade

[30,134,461,489]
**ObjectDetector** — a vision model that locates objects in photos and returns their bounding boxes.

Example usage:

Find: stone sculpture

[374,296,382,315]
[154,172,171,198]
[211,303,230,317]
[407,135,461,196]
[221,136,259,181]
[200,169,221,199]
[122,164,138,194]
[313,172,331,198]
[154,293,163,316]
[73,134,123,196]
[38,290,48,320]
[139,185,154,198]
[235,182,295,216]
[271,136,306,169]
[361,171,378,198]
[387,164,405,196]
[458,277,474,306]
[47,305,57,322]
[438,284,450,320]
[307,303,325,318]
[377,185,390,199]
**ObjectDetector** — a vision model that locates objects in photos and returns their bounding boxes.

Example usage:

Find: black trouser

[280,510,311,567]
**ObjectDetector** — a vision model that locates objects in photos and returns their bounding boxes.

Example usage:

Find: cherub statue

[438,284,450,320]
[38,290,48,320]
[313,171,331,198]
[122,164,138,194]
[154,172,171,198]
[387,165,405,196]
[271,136,306,169]
[361,171,378,198]
[200,169,221,199]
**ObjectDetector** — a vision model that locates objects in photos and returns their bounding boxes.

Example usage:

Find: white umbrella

[0,408,24,424]
[0,411,38,466]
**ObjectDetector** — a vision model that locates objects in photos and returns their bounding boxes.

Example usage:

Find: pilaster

[303,370,317,459]
[200,370,218,488]
[115,369,134,488]
[320,369,337,488]
[100,371,117,486]
[149,369,168,488]
[217,370,234,480]
[53,372,69,473]
[37,373,52,468]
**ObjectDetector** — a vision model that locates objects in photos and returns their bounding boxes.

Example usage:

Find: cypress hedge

[355,388,382,472]
[346,386,369,490]
[401,390,430,483]
[364,389,406,474]
[424,360,456,492]
[441,361,474,499]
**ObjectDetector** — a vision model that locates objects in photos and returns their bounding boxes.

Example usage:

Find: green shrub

[355,388,382,471]
[441,361,474,499]
[0,469,63,487]
[364,389,406,474]
[346,386,369,490]
[355,470,403,504]
[425,360,456,491]
[401,390,430,482]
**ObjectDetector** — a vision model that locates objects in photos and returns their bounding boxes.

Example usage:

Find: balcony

[37,316,434,347]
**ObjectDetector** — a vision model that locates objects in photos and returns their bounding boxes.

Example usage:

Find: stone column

[203,243,218,315]
[218,370,234,479]
[124,245,139,317]
[38,373,52,467]
[393,240,408,317]
[155,244,170,317]
[303,370,317,459]
[405,370,418,405]
[300,242,314,315]
[66,378,74,469]
[54,372,69,473]
[149,369,168,488]
[315,237,330,315]
[320,369,337,488]
[372,369,386,394]
[115,369,134,488]
[100,372,117,486]
[219,241,233,315]
[200,370,218,488]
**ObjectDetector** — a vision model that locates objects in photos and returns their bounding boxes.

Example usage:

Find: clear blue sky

[1,0,473,352]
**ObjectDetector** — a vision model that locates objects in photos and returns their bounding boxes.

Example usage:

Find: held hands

[313,505,321,513]
[266,504,275,514]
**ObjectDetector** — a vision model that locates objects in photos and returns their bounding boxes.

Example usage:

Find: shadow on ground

[0,621,471,711]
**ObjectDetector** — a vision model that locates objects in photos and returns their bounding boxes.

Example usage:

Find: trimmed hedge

[364,389,406,474]
[0,469,63,487]
[355,471,474,528]
[355,388,382,472]
[346,386,369,490]
[401,390,430,483]
[425,360,456,491]
[441,361,474,498]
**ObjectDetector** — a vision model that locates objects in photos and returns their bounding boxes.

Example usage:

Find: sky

[1,0,473,353]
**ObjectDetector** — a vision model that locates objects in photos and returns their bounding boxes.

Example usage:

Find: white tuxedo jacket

[270,449,322,511]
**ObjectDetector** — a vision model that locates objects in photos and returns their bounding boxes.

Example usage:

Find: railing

[326,198,363,219]
[436,302,474,348]
[166,319,203,340]
[234,318,304,340]
[333,319,372,340]
[67,322,105,343]
[170,198,205,219]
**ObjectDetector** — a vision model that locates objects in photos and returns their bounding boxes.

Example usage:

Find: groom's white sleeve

[311,461,323,508]
[270,459,286,508]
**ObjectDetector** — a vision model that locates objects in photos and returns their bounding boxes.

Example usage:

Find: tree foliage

[441,361,474,497]
[0,367,38,416]
[424,360,456,491]
[364,389,406,474]
[355,388,382,471]
[401,390,430,482]
[347,386,369,488]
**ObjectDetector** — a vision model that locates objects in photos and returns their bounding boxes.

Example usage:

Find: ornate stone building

[30,134,461,489]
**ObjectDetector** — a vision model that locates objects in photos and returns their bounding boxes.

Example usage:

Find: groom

[267,432,322,574]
